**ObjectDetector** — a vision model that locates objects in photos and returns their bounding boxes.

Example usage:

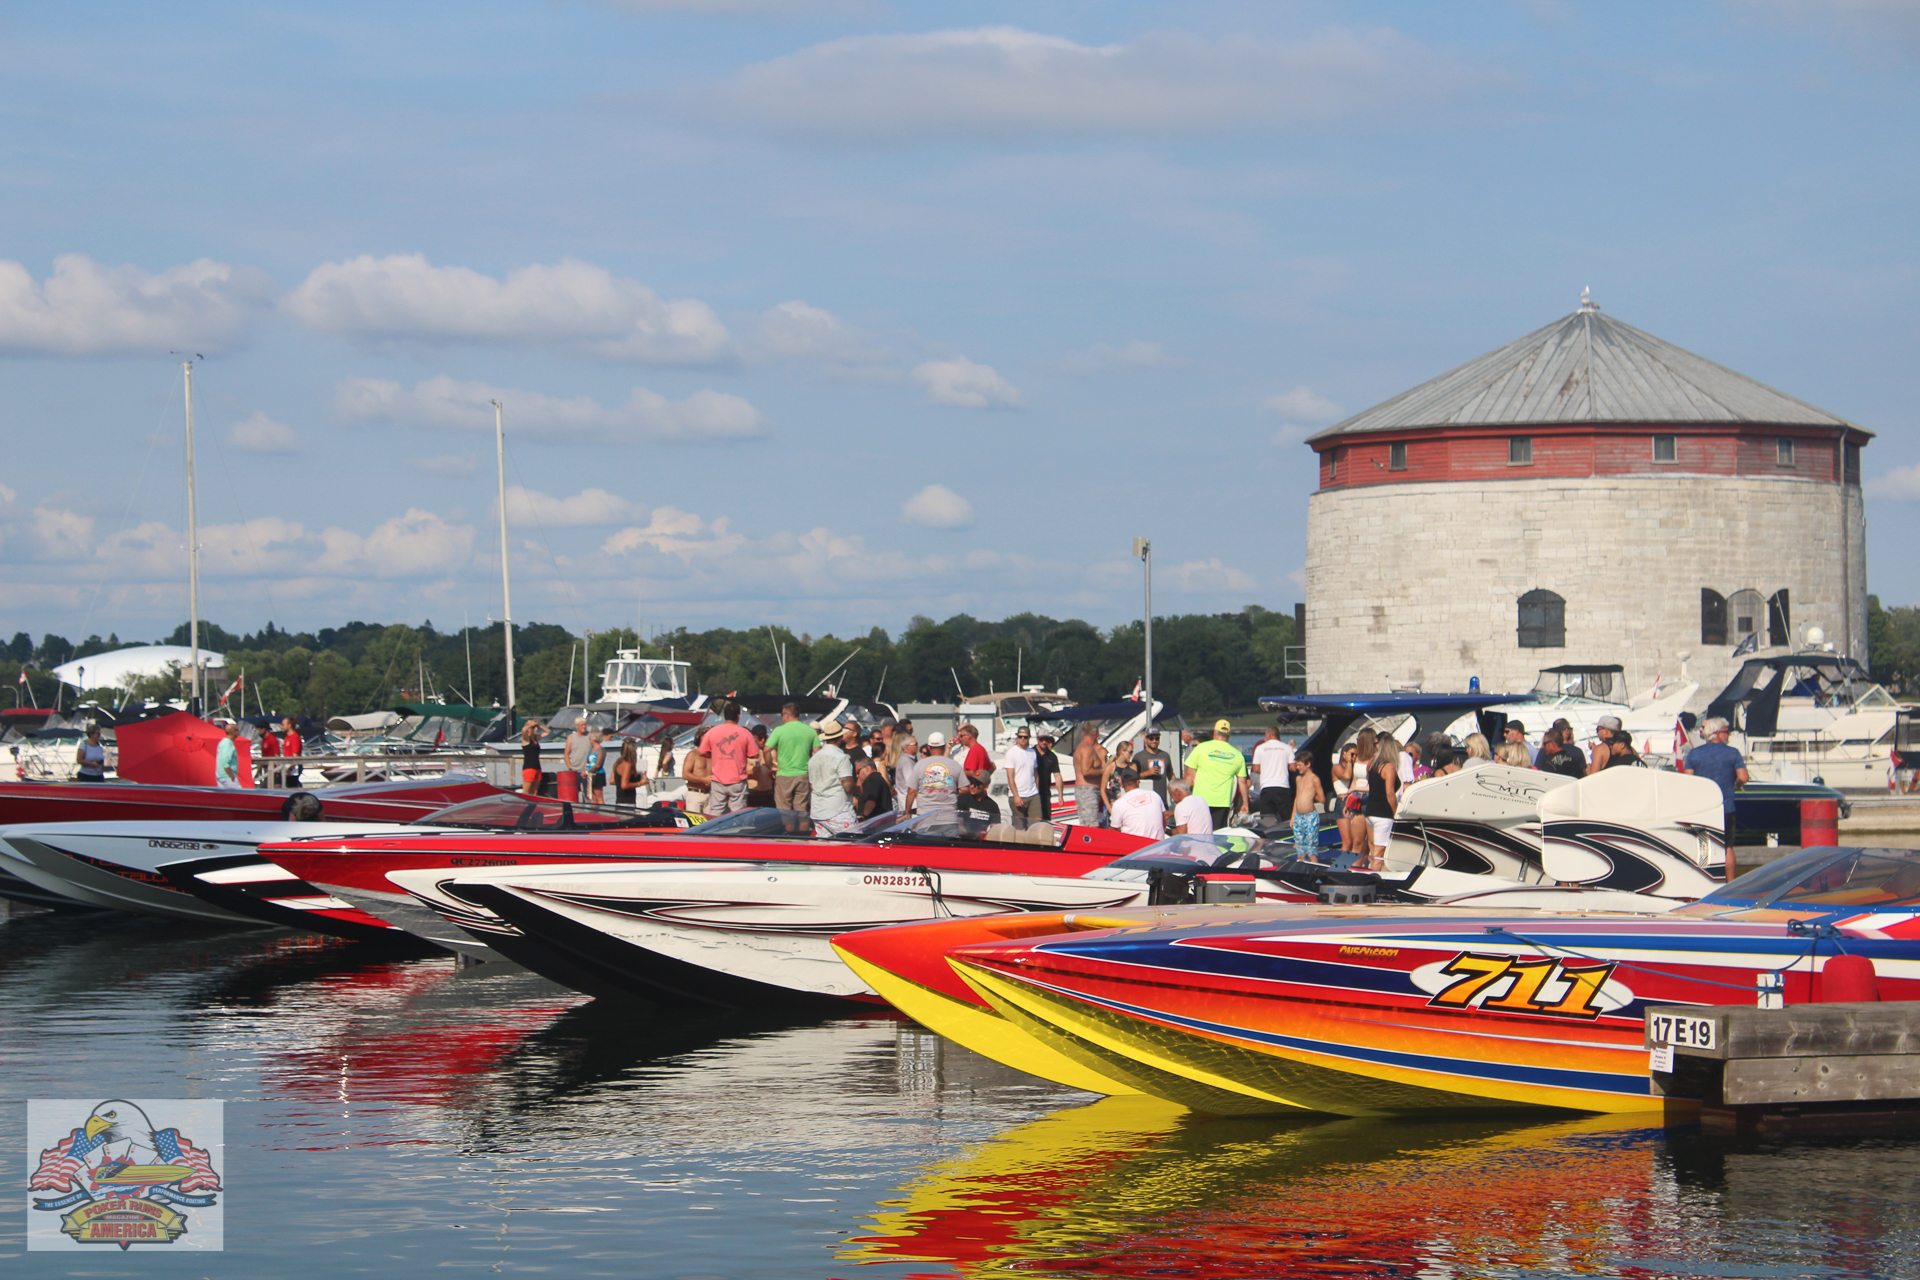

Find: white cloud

[1867,464,1920,500]
[900,483,976,528]
[1265,385,1342,447]
[226,411,298,454]
[324,509,475,578]
[337,375,765,441]
[601,507,732,557]
[1261,386,1340,420]
[1166,558,1258,593]
[15,505,473,583]
[0,254,273,355]
[502,486,648,527]
[750,300,894,370]
[32,507,96,561]
[0,483,17,513]
[285,254,733,364]
[913,356,1022,408]
[681,26,1480,141]
[410,454,479,477]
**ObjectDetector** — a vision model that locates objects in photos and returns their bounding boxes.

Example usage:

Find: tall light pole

[492,399,516,716]
[1133,537,1153,725]
[184,360,202,713]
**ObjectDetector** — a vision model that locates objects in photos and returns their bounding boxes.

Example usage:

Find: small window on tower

[1328,447,1342,481]
[1517,589,1565,648]
[1777,438,1795,466]
[1388,442,1407,471]
[1509,437,1533,466]
[1653,435,1676,463]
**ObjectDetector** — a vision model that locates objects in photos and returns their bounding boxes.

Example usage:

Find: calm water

[5,905,1920,1279]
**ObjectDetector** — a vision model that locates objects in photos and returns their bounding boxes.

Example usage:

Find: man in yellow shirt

[1183,718,1249,829]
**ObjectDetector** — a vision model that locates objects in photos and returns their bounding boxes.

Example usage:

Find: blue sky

[2,0,1915,645]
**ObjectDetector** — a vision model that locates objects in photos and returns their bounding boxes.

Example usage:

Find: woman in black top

[1362,733,1399,871]
[854,757,893,819]
[612,738,644,806]
[519,719,543,795]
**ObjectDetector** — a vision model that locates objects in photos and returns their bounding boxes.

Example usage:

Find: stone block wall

[1303,474,1867,707]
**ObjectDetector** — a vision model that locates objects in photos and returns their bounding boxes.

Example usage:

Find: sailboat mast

[492,399,516,715]
[184,361,202,712]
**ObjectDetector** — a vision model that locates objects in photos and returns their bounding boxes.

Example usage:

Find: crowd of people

[1319,712,1748,870]
[507,703,1752,860]
[205,716,306,789]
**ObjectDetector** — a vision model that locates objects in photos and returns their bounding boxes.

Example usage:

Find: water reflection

[849,1098,1920,1279]
[7,904,1920,1277]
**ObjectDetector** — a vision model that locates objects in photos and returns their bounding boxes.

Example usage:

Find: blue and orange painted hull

[946,904,1920,1114]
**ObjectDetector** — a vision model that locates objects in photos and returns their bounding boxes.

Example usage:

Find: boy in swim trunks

[1291,750,1325,855]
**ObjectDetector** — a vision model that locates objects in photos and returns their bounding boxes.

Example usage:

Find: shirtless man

[1290,750,1325,857]
[1072,725,1107,827]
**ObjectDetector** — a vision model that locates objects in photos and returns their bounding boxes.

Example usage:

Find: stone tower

[1303,297,1870,703]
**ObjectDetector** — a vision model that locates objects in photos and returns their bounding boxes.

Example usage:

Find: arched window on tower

[1701,589,1727,646]
[1517,589,1565,649]
[1728,589,1764,647]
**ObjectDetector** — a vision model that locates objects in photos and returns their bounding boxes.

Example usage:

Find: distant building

[50,645,225,692]
[1303,297,1870,703]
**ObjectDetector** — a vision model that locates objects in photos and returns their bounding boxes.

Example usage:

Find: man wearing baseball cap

[902,732,966,825]
[1183,718,1249,830]
[1586,714,1624,776]
[1136,729,1172,806]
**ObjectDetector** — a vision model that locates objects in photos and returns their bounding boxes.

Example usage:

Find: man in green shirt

[765,702,819,813]
[1182,718,1249,829]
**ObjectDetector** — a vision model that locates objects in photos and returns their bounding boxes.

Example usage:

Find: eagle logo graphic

[29,1100,221,1249]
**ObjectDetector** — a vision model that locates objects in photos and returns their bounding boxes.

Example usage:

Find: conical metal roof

[1308,299,1858,442]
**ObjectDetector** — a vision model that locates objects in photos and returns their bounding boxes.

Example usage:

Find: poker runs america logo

[27,1098,223,1251]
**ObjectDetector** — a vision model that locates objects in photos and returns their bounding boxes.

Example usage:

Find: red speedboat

[0,776,506,827]
[259,811,1151,999]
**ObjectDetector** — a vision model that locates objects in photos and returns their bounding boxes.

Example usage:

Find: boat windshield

[679,807,818,838]
[1700,846,1920,909]
[1089,832,1273,877]
[541,707,623,741]
[416,795,686,831]
[1528,668,1618,702]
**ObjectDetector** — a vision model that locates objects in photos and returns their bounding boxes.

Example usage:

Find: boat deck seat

[982,822,1057,846]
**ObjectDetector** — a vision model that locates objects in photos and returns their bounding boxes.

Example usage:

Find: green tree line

[1,605,1300,721]
[1868,595,1920,694]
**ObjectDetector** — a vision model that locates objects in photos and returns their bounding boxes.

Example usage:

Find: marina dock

[1650,1002,1920,1134]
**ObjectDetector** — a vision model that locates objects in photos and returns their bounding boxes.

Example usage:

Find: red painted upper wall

[1315,424,1864,490]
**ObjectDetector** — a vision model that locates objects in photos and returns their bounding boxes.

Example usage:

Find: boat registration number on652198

[1647,1012,1716,1052]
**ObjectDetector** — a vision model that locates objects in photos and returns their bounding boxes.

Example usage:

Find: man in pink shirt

[698,702,761,816]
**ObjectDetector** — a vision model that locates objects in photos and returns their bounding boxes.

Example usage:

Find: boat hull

[949,907,1920,1115]
[396,861,1152,1008]
[0,822,421,932]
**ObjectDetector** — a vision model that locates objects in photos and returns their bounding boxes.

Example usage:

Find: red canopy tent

[116,712,253,787]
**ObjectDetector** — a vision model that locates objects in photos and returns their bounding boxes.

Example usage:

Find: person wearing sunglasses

[1003,727,1043,831]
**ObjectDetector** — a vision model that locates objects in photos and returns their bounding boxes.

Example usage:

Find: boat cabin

[1705,653,1895,737]
[599,649,695,705]
[1529,664,1624,703]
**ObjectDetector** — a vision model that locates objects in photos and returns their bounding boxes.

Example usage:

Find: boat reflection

[847,1101,1679,1277]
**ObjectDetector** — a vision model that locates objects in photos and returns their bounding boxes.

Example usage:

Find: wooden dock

[1648,1002,1920,1134]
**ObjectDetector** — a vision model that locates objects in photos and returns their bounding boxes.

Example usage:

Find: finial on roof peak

[1579,287,1600,312]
